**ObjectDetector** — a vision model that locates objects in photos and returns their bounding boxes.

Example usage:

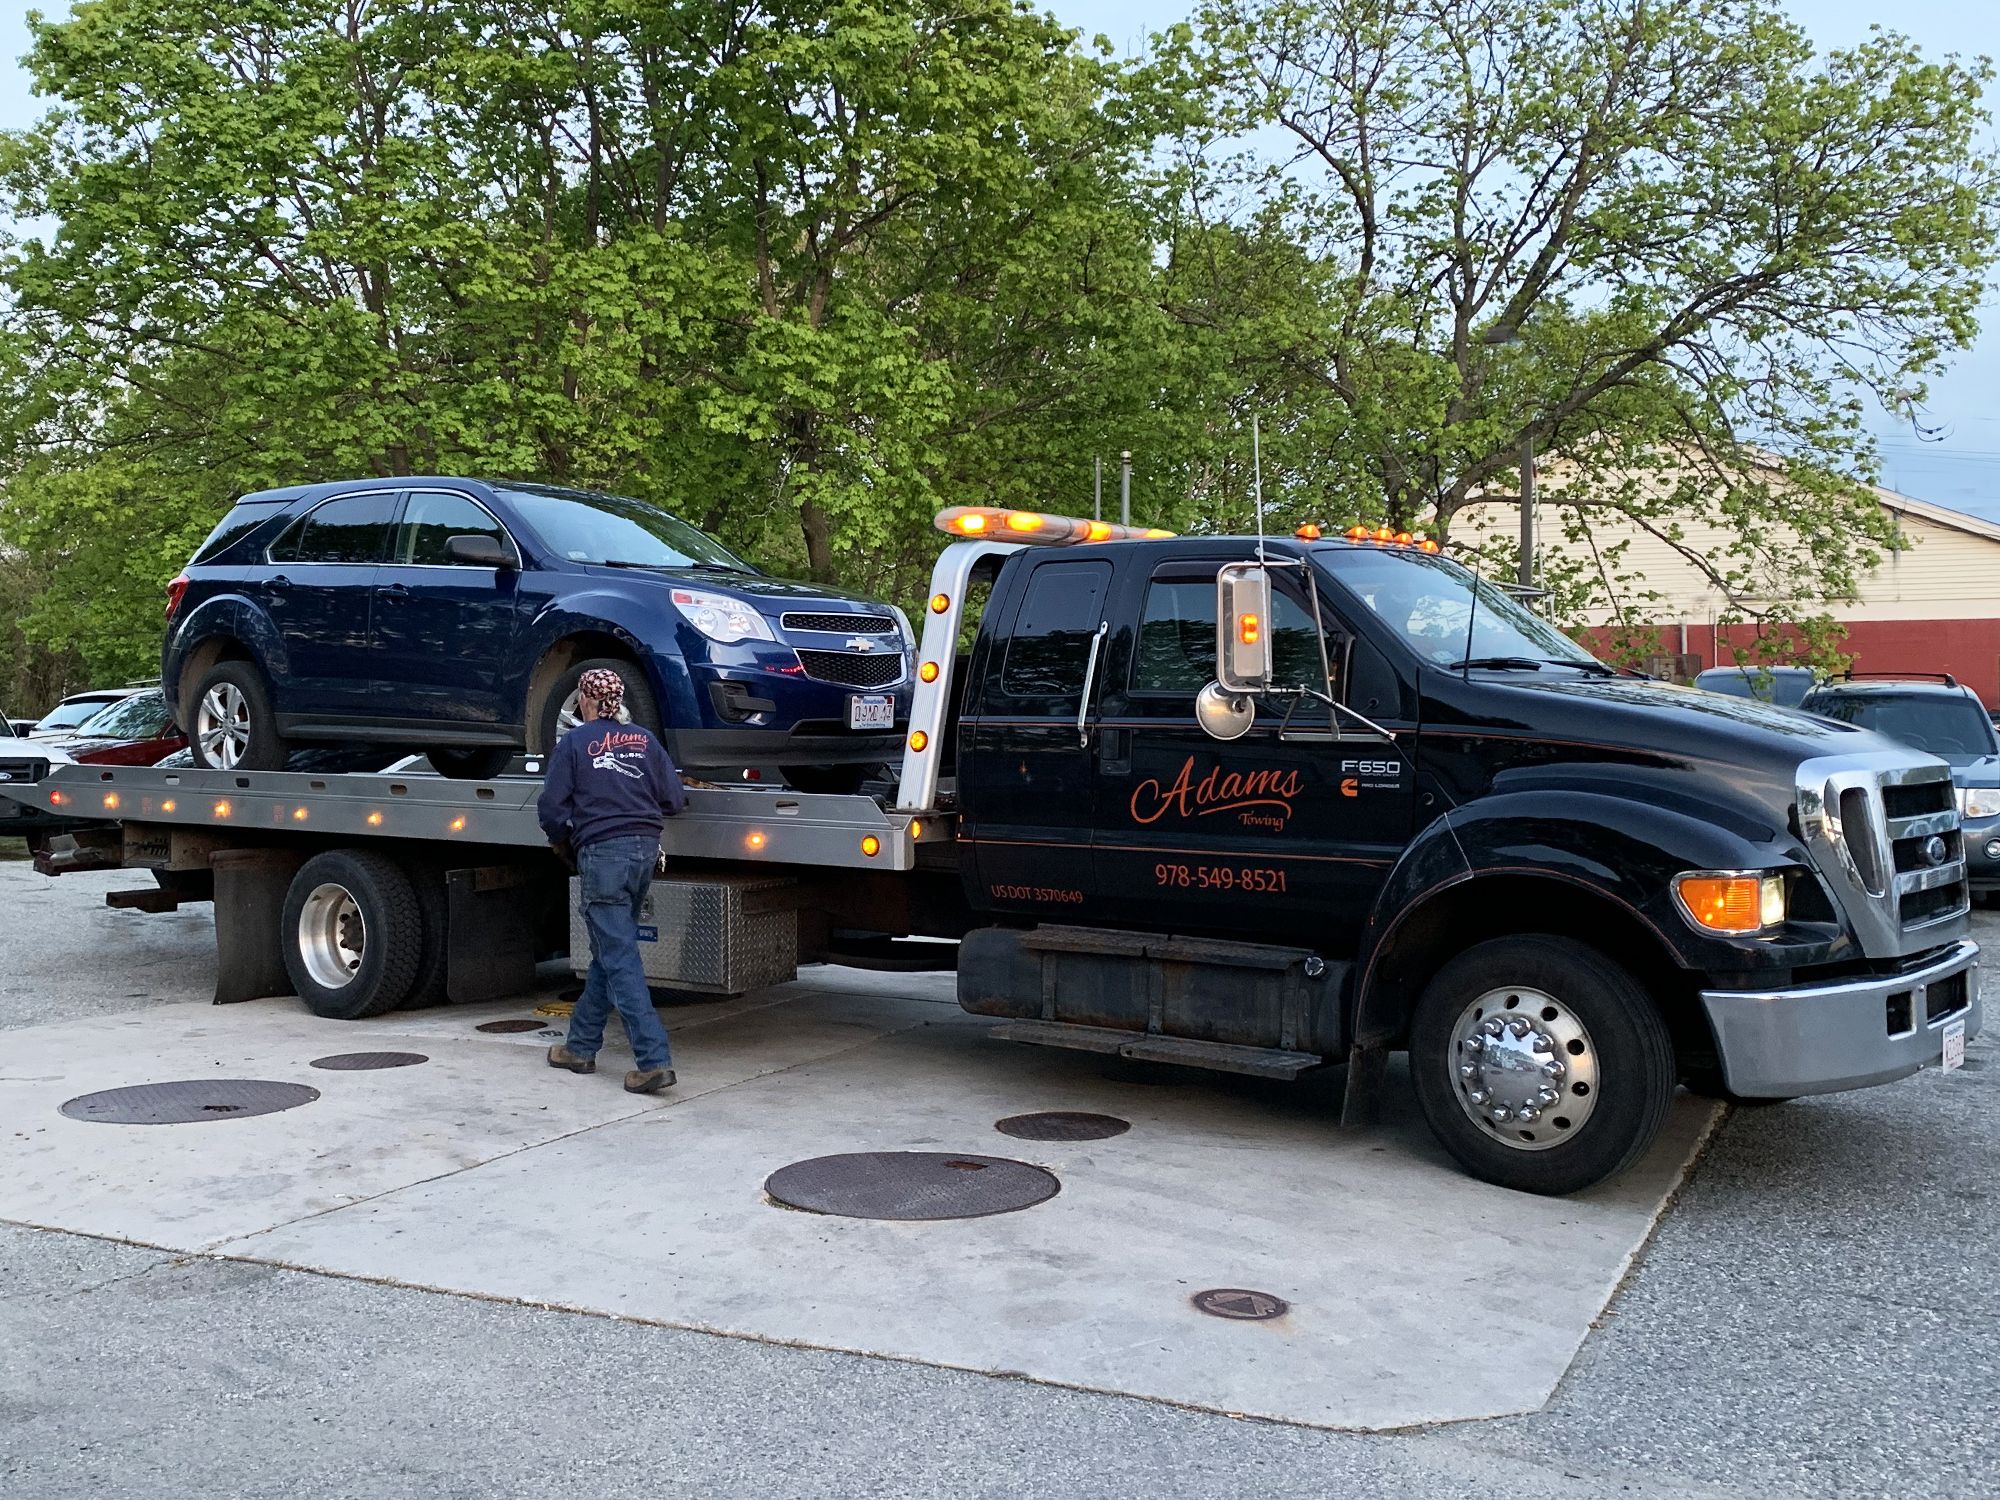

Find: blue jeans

[566,835,673,1074]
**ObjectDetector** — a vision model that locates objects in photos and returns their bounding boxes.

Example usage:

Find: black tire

[400,858,451,1010]
[532,656,662,753]
[280,850,423,1019]
[782,765,874,796]
[187,660,288,771]
[1409,935,1675,1196]
[429,746,514,780]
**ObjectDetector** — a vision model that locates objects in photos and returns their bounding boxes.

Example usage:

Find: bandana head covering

[578,667,626,718]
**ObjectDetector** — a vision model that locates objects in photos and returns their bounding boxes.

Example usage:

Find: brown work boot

[547,1044,595,1074]
[624,1067,675,1094]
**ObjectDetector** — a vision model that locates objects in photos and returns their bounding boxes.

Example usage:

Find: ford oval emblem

[1922,835,1949,866]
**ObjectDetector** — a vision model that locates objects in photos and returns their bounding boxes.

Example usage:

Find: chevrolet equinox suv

[163,479,913,785]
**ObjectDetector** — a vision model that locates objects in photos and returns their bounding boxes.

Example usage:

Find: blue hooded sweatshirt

[536,717,688,851]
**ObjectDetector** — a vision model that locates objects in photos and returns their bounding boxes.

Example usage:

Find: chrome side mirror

[1195,681,1255,741]
[1216,563,1272,692]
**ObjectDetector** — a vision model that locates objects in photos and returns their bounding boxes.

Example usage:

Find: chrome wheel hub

[1448,986,1600,1151]
[298,883,366,991]
[196,683,251,769]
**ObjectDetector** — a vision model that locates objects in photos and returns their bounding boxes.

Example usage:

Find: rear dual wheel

[1409,936,1675,1196]
[281,851,424,1019]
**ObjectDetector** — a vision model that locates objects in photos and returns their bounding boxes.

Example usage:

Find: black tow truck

[1,507,1981,1193]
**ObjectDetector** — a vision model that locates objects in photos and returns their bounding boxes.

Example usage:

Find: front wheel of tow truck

[280,851,424,1019]
[1409,935,1675,1196]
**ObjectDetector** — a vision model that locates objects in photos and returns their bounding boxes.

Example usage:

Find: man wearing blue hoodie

[536,668,688,1094]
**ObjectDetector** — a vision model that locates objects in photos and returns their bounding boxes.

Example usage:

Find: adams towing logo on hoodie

[588,727,652,780]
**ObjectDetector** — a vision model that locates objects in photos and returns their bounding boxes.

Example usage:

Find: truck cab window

[1000,560,1112,703]
[1131,577,1333,695]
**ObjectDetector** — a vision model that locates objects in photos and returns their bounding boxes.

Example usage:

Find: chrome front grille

[781,612,897,635]
[1797,751,1970,958]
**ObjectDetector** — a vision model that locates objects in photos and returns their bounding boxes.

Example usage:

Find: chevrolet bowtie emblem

[846,637,876,652]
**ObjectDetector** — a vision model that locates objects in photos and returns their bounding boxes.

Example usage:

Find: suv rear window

[269,492,400,565]
[191,503,281,564]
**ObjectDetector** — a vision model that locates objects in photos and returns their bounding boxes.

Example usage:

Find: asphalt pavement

[1,863,1993,1499]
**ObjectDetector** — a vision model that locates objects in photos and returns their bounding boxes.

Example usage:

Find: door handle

[1099,726,1131,776]
[267,574,291,589]
[377,582,411,598]
[1077,622,1110,748]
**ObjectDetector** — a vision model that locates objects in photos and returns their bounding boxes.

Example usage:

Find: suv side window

[1000,559,1113,706]
[1130,575,1334,695]
[394,490,514,566]
[269,493,399,565]
[191,504,280,564]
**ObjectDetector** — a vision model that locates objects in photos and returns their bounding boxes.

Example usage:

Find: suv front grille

[782,612,897,635]
[795,649,904,688]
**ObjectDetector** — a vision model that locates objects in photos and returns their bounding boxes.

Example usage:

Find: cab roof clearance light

[935,507,1175,546]
[1340,523,1440,554]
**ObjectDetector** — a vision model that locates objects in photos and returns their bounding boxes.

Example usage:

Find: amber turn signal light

[1673,872,1785,934]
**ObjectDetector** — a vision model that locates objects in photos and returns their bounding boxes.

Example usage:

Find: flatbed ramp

[0,865,1716,1430]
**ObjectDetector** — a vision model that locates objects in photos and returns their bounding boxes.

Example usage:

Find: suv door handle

[377,582,411,598]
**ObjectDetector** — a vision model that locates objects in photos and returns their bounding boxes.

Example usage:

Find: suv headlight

[890,605,916,651]
[1672,871,1788,935]
[671,588,775,645]
[1956,786,2000,820]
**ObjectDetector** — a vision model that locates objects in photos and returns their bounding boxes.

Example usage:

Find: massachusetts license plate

[1942,1018,1966,1073]
[847,694,894,730]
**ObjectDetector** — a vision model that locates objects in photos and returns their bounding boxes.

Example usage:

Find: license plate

[1942,1018,1966,1073]
[847,694,894,730]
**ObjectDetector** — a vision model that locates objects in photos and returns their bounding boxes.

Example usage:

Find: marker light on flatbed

[934,507,1176,545]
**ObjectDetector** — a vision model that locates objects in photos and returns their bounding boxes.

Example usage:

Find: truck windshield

[500,485,754,573]
[1317,547,1603,670]
[1807,693,1999,763]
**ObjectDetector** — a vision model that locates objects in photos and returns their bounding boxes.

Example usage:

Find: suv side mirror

[1215,562,1272,692]
[444,534,516,569]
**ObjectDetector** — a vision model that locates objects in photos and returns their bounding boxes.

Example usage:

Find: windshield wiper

[1447,655,1546,671]
[598,558,748,574]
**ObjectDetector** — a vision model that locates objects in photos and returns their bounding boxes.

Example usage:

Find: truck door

[958,554,1115,916]
[1091,558,1416,952]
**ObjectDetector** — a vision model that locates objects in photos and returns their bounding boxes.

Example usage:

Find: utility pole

[1518,434,1536,589]
[1093,457,1102,521]
[1119,450,1132,528]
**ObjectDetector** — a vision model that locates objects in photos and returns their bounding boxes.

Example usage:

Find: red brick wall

[1586,619,2000,707]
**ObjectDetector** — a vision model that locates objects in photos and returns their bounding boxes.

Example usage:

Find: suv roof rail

[1833,670,1958,688]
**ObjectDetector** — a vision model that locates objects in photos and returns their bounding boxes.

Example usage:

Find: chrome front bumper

[1700,940,1981,1098]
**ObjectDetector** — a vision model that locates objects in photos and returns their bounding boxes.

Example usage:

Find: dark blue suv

[163,479,912,785]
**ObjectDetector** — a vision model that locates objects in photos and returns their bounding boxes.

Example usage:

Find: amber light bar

[934,507,1174,545]
[1340,523,1440,553]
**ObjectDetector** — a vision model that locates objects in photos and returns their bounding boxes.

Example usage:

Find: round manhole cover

[59,1080,320,1125]
[765,1152,1060,1221]
[1192,1288,1289,1321]
[309,1052,429,1071]
[994,1111,1131,1142]
[476,1018,545,1034]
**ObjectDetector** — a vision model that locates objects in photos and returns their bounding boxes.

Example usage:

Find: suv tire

[188,661,287,771]
[1409,935,1675,1195]
[280,850,423,1019]
[535,657,662,753]
[430,746,514,780]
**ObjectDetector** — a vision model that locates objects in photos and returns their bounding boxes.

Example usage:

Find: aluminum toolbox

[569,872,799,995]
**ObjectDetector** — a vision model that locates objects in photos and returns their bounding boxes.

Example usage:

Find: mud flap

[210,847,307,1005]
[445,865,541,1004]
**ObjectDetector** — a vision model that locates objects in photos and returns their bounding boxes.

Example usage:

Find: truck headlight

[1956,786,2000,820]
[1672,871,1787,935]
[671,588,775,645]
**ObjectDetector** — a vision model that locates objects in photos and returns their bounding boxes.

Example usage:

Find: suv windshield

[1318,547,1603,670]
[500,485,752,572]
[72,690,170,739]
[36,696,124,734]
[1807,691,2000,763]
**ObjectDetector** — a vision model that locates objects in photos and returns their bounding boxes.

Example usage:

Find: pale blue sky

[2,0,1995,517]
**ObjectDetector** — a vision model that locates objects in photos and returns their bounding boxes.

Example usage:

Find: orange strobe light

[934,507,1176,545]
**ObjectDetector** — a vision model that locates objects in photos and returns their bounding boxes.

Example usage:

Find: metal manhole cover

[476,1018,545,1033]
[994,1111,1131,1142]
[765,1151,1060,1221]
[1192,1287,1289,1321]
[59,1080,320,1125]
[309,1052,429,1071]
